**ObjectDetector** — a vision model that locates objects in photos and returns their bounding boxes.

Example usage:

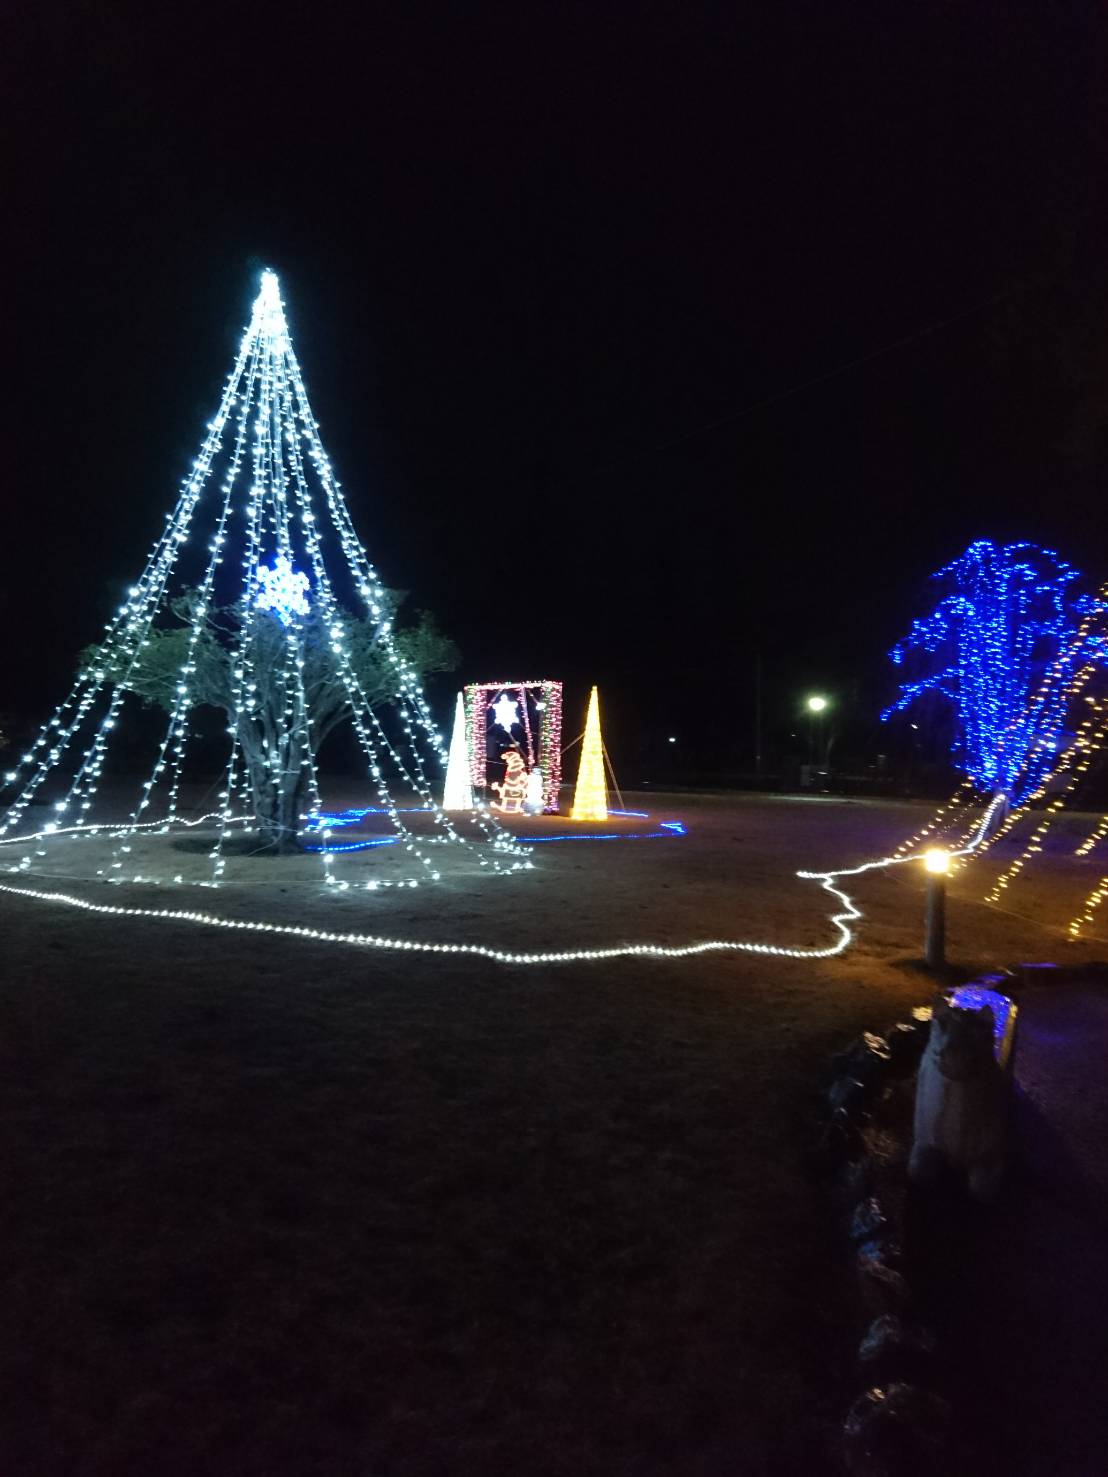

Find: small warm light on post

[806,694,829,713]
[922,848,950,968]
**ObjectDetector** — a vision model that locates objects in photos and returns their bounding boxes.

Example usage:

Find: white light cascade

[0,269,530,890]
[442,692,473,811]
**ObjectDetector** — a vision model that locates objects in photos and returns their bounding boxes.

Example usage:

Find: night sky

[6,3,1107,776]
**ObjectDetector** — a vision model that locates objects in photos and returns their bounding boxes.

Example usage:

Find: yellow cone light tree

[571,685,608,820]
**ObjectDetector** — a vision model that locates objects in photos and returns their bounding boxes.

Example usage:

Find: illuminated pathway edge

[0,797,1005,968]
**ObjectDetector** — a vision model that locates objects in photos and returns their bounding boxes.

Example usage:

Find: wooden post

[924,874,946,969]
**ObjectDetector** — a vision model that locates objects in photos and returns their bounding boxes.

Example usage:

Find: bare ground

[0,792,1104,1475]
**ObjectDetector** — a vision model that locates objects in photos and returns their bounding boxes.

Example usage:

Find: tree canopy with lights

[882,539,1105,800]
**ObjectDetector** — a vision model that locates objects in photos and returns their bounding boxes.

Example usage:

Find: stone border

[816,975,1020,1475]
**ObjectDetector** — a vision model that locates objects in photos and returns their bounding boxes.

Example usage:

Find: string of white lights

[106,328,265,884]
[278,353,441,882]
[0,811,250,849]
[0,289,267,870]
[890,781,975,861]
[1074,811,1108,859]
[982,694,1107,903]
[286,351,517,861]
[1070,868,1108,939]
[0,796,1008,967]
[277,319,527,881]
[2,268,531,893]
[208,324,276,885]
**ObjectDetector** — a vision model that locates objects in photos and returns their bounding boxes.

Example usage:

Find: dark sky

[6,1,1107,771]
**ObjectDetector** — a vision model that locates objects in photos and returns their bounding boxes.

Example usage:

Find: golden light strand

[984,695,1108,903]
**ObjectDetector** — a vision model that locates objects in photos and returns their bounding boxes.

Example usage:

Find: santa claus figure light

[491,745,529,814]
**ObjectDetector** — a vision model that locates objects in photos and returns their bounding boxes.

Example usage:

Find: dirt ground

[0,791,1104,1475]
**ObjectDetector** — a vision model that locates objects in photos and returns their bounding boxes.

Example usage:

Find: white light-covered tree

[78,588,459,852]
[0,271,526,887]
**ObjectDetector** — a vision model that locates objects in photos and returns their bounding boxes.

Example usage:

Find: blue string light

[302,836,402,854]
[882,539,1106,800]
[304,813,688,851]
[303,806,431,833]
[515,820,687,844]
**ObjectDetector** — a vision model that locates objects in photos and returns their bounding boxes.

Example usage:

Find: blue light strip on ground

[305,814,688,851]
[302,836,402,854]
[303,806,431,833]
[520,821,687,844]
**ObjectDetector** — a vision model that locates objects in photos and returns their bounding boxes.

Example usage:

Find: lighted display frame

[465,680,563,813]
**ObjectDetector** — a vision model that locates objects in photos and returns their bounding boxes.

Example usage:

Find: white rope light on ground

[0,797,1006,968]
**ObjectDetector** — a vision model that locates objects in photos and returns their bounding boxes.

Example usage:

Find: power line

[651,279,1039,457]
[562,276,1042,486]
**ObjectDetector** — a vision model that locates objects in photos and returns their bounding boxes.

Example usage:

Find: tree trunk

[239,721,310,855]
[253,779,307,854]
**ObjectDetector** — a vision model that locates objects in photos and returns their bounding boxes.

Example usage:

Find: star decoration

[491,692,520,732]
[256,554,310,624]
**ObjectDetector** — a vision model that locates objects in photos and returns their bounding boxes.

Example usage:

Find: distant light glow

[806,695,829,713]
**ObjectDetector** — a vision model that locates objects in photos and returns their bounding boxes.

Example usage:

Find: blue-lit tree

[882,539,1103,799]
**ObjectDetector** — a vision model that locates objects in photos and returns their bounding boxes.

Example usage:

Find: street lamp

[804,694,831,783]
[922,848,951,968]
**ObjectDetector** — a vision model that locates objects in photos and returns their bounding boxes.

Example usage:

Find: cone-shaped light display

[443,691,473,811]
[570,686,608,821]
